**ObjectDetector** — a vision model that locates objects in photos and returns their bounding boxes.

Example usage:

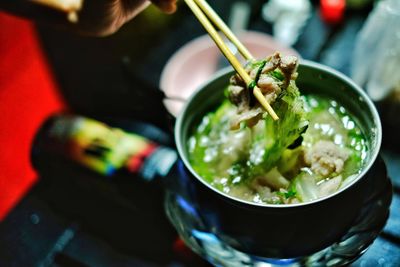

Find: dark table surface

[1,0,399,266]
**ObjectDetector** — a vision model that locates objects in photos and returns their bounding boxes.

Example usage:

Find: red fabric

[0,12,65,221]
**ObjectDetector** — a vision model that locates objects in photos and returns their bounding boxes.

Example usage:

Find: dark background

[1,0,399,266]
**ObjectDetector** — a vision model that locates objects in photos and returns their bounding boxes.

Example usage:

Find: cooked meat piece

[258,70,286,105]
[304,140,349,177]
[280,55,298,75]
[227,85,249,112]
[264,92,279,104]
[257,75,282,97]
[280,55,299,86]
[227,52,299,128]
[230,108,263,130]
[262,52,281,73]
[230,73,245,86]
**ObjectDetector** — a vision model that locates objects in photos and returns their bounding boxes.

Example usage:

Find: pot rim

[174,60,382,209]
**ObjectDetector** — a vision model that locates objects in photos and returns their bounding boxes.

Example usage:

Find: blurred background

[0,0,399,266]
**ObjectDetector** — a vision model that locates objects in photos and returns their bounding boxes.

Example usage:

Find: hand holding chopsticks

[184,0,279,120]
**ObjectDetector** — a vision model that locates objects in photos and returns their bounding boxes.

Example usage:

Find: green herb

[271,70,284,81]
[276,187,297,199]
[254,60,267,84]
[284,188,297,198]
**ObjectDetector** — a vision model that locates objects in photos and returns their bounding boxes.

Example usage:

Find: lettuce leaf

[247,80,308,177]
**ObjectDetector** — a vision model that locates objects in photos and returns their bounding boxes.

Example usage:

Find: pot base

[165,157,392,266]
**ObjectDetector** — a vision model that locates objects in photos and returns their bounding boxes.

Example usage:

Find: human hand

[71,0,178,35]
[2,0,177,36]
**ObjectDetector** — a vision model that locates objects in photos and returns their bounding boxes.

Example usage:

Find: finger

[152,0,177,14]
[31,0,83,13]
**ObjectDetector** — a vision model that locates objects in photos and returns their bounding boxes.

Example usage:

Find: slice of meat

[227,85,249,113]
[262,52,281,73]
[227,52,299,128]
[280,55,298,75]
[230,73,245,86]
[257,75,282,105]
[304,140,349,177]
[257,75,282,95]
[230,107,263,130]
[280,55,299,86]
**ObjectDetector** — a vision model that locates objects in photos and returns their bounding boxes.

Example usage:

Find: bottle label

[138,147,177,181]
[48,115,176,179]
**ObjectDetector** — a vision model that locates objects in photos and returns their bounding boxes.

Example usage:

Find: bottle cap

[320,0,346,24]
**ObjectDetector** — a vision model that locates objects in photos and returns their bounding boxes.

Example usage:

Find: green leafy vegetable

[271,70,285,81]
[284,188,297,199]
[248,78,308,177]
[189,59,308,186]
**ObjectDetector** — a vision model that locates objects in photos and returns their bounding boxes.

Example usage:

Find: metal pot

[173,60,382,258]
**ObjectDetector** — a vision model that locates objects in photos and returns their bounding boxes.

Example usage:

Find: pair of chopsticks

[184,0,279,120]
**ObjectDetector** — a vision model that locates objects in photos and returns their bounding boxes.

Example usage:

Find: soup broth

[188,94,367,204]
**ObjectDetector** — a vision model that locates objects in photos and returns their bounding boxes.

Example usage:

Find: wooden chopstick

[184,0,279,120]
[194,0,253,61]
